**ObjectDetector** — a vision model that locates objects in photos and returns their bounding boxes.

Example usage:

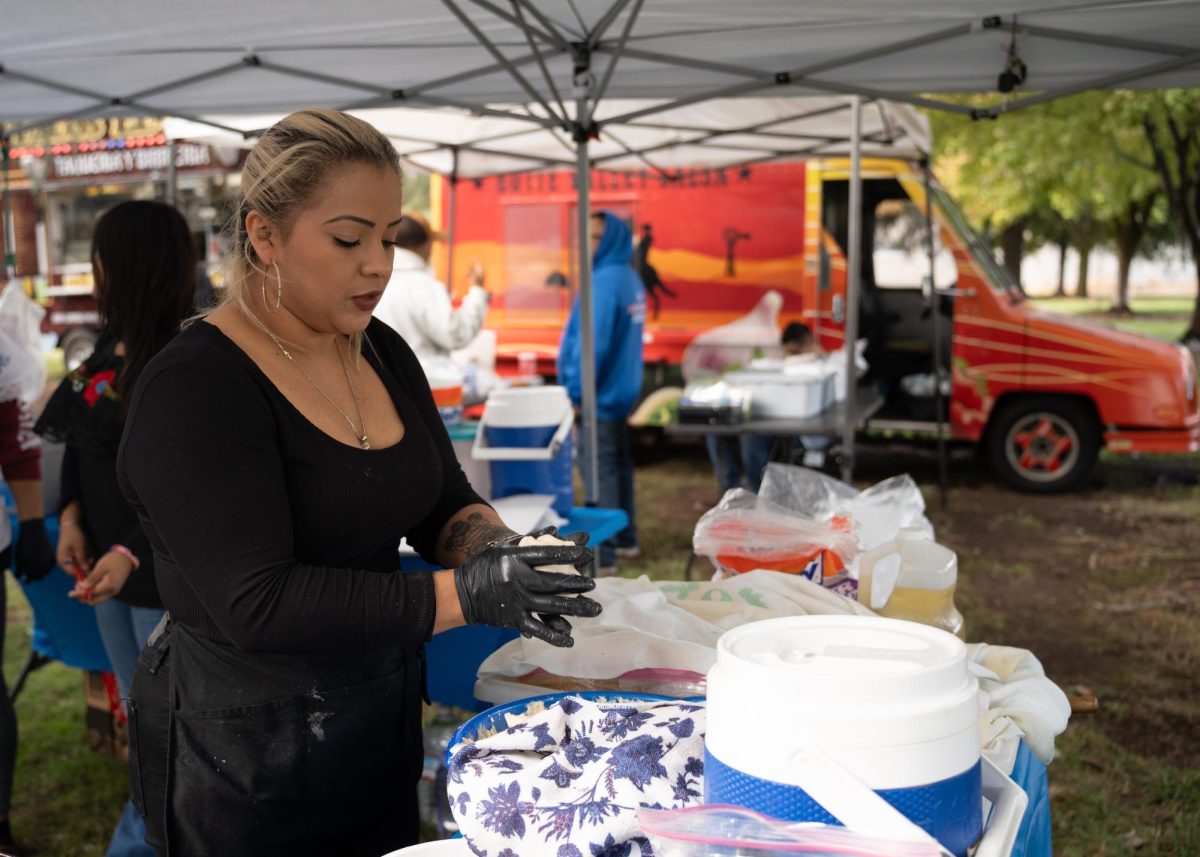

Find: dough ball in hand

[519,534,581,575]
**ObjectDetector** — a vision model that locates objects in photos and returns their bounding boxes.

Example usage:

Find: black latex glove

[455,542,602,647]
[14,518,56,583]
[522,526,590,548]
[503,528,594,628]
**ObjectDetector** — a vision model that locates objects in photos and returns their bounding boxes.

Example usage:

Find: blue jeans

[93,600,163,857]
[577,419,638,567]
[706,434,775,494]
[106,800,155,857]
[93,600,166,701]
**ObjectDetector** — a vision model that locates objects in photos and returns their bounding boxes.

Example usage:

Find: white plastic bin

[726,367,835,419]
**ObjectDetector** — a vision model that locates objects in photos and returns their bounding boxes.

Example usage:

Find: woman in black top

[116,108,599,857]
[36,200,196,857]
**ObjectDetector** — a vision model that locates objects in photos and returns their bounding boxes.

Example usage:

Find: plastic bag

[759,464,933,553]
[638,805,942,856]
[692,488,858,582]
[475,572,873,691]
[0,284,47,403]
[825,338,869,401]
[681,290,784,383]
[757,464,858,518]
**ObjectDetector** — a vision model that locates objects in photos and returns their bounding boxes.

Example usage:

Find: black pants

[0,549,16,818]
[128,623,423,857]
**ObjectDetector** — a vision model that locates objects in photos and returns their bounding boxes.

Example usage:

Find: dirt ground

[622,435,1200,855]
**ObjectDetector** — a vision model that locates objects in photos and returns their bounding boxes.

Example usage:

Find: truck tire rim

[1006,412,1080,483]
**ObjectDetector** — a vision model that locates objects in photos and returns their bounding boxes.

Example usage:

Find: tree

[934,92,1175,309]
[931,100,1056,292]
[1109,193,1161,314]
[1021,207,1074,296]
[1112,91,1200,341]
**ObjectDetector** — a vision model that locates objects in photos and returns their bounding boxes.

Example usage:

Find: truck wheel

[61,329,98,372]
[986,398,1100,493]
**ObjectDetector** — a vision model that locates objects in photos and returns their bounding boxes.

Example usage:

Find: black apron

[128,618,424,857]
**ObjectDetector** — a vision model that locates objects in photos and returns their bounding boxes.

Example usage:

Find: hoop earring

[264,262,282,313]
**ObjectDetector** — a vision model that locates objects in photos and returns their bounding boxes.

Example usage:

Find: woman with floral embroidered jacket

[34,200,197,857]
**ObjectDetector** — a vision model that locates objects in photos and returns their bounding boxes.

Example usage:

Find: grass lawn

[1028,296,1195,343]
[619,441,1200,857]
[4,442,1199,855]
[5,326,1198,854]
[4,578,128,855]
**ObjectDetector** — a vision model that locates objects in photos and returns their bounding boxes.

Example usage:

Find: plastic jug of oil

[857,528,964,637]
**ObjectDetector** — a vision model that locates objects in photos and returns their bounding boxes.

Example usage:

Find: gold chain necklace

[266,331,370,450]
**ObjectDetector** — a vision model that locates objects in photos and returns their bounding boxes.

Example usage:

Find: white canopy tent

[5,0,1200,495]
[163,97,932,175]
[163,96,931,323]
[3,2,1199,122]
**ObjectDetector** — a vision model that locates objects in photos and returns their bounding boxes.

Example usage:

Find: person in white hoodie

[374,213,489,359]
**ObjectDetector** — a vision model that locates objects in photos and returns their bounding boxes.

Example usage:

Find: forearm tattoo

[442,512,516,561]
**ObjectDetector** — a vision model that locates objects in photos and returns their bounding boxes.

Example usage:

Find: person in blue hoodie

[557,212,646,574]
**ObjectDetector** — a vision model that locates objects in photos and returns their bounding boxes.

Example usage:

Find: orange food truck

[436,158,1199,492]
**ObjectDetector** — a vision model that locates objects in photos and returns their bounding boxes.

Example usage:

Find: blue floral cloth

[448,696,706,856]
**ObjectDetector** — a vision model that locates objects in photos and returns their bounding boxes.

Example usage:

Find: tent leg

[840,95,863,484]
[575,98,599,505]
[167,140,178,207]
[2,135,16,279]
[9,649,51,703]
[446,147,459,292]
[926,161,949,510]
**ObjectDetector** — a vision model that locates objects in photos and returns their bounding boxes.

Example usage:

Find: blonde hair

[219,108,401,353]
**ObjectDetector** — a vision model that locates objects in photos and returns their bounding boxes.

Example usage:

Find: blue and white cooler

[472,385,574,516]
[704,615,985,857]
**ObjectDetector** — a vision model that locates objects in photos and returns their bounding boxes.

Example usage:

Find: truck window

[931,184,1022,299]
[872,197,957,291]
[823,178,952,377]
[502,203,566,311]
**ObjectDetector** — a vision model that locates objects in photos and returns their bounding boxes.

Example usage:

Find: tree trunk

[1141,113,1200,342]
[1000,220,1025,291]
[1076,242,1092,299]
[1114,240,1134,314]
[1055,239,1069,297]
[1187,235,1200,343]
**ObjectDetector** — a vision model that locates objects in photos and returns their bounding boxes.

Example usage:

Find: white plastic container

[422,359,465,425]
[726,365,835,419]
[704,615,983,857]
[858,528,964,638]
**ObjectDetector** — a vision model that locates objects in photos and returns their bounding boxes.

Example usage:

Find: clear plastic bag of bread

[692,488,858,580]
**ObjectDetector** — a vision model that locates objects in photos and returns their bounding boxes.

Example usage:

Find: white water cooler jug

[704,615,983,857]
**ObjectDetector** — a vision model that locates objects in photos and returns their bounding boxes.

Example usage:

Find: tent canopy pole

[574,58,599,505]
[840,94,862,484]
[926,160,949,509]
[446,147,459,293]
[1,134,16,280]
